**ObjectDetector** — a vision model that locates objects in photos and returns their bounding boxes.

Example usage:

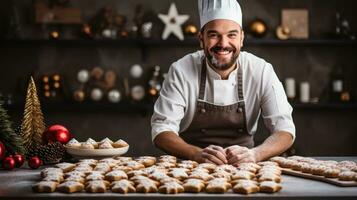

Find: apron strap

[237,62,244,102]
[198,58,207,101]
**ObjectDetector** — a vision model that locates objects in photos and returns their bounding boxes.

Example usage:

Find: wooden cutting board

[282,168,357,187]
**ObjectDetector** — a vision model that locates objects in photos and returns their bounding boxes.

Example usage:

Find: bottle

[330,66,344,103]
[285,78,296,103]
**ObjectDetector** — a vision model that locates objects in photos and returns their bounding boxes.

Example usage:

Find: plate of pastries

[65,137,129,158]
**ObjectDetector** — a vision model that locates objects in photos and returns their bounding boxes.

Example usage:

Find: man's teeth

[215,50,231,55]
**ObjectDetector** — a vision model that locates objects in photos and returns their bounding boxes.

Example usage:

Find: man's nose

[217,35,229,47]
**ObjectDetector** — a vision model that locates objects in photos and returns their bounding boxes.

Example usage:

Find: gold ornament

[184,24,198,36]
[20,77,46,151]
[74,90,85,102]
[50,30,60,39]
[276,26,291,40]
[249,19,267,38]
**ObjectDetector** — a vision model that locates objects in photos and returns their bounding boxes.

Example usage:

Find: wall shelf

[292,102,357,110]
[1,38,357,47]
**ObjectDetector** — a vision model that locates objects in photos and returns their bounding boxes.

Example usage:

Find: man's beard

[205,46,239,71]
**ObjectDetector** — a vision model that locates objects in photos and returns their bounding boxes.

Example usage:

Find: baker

[151,0,295,165]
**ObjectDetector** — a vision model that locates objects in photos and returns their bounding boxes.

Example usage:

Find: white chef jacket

[151,50,295,142]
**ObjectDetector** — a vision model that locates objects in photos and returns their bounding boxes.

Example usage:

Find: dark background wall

[0,0,357,157]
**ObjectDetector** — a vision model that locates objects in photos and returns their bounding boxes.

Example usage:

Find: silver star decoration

[158,3,189,40]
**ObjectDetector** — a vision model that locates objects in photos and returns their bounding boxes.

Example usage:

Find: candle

[300,82,310,103]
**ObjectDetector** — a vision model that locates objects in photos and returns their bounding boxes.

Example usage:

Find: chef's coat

[151,50,295,142]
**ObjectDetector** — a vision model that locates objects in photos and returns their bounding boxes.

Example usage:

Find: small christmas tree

[0,100,25,154]
[20,76,46,151]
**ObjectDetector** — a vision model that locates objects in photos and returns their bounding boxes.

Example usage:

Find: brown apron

[180,58,254,149]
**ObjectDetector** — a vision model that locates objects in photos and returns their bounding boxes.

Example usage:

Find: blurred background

[0,0,356,156]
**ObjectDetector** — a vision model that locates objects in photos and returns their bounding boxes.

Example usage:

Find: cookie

[205,178,231,193]
[135,179,158,193]
[323,168,340,178]
[232,170,255,180]
[159,155,177,163]
[136,156,156,167]
[32,181,58,193]
[111,179,136,193]
[80,142,95,149]
[233,179,259,194]
[56,181,84,193]
[105,170,128,181]
[189,170,213,181]
[259,181,282,193]
[86,138,99,148]
[158,181,184,194]
[98,141,113,149]
[55,162,76,173]
[66,138,81,148]
[85,180,108,193]
[338,171,356,181]
[183,178,205,193]
[168,168,189,180]
[112,139,129,148]
[258,172,281,183]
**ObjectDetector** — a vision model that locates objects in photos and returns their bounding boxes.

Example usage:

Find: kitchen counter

[0,157,356,200]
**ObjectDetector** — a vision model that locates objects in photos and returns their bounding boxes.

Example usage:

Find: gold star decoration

[158,3,189,40]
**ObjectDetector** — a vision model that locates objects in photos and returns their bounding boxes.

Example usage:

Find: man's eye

[208,34,218,38]
[228,34,237,38]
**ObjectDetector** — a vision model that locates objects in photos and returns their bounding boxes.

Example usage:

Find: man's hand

[225,145,257,166]
[192,145,228,165]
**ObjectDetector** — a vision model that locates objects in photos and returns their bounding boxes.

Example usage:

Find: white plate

[65,145,129,158]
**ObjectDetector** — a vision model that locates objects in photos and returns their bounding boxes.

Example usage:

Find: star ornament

[158,3,189,40]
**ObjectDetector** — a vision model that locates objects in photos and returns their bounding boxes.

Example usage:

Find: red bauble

[55,130,71,144]
[43,124,72,144]
[0,141,5,160]
[2,156,15,170]
[13,154,25,168]
[48,125,69,133]
[28,156,42,169]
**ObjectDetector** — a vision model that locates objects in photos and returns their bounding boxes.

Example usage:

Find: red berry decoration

[0,141,5,160]
[28,156,42,169]
[13,154,25,168]
[2,156,15,170]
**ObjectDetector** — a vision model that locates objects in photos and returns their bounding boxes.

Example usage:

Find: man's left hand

[225,145,257,166]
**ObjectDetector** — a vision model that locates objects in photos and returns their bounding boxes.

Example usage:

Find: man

[151,0,295,165]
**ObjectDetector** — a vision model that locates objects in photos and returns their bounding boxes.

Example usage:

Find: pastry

[100,137,113,144]
[86,138,99,148]
[233,179,259,194]
[112,165,132,173]
[80,142,95,149]
[135,179,158,193]
[205,178,231,193]
[66,138,81,148]
[98,141,113,149]
[136,156,156,167]
[93,163,111,173]
[56,181,84,193]
[64,175,85,184]
[148,171,170,181]
[85,180,108,193]
[231,170,255,180]
[183,178,205,193]
[86,173,105,181]
[258,172,281,183]
[114,156,133,162]
[42,174,64,183]
[78,159,98,166]
[127,169,147,178]
[32,181,58,193]
[105,170,128,181]
[177,160,198,169]
[323,168,340,178]
[338,171,356,181]
[124,161,145,170]
[168,168,189,180]
[196,163,217,173]
[112,139,129,148]
[310,164,327,176]
[55,162,76,173]
[211,170,232,181]
[159,155,177,163]
[40,167,63,177]
[156,161,177,169]
[158,181,184,194]
[189,170,213,181]
[259,181,282,193]
[65,171,86,178]
[111,179,136,193]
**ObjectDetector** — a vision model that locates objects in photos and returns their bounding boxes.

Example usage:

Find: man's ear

[198,32,203,48]
[240,30,245,47]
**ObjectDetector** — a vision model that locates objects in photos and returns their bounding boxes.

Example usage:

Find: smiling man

[151,0,295,165]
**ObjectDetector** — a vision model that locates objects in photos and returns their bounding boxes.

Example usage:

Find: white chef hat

[198,0,242,29]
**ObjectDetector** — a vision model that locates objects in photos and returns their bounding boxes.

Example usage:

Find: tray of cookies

[65,137,129,158]
[271,156,357,187]
[33,155,284,194]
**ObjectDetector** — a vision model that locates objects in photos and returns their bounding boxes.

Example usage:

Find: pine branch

[0,100,26,154]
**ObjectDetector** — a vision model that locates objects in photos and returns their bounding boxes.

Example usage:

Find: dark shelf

[4,101,153,114]
[4,101,357,114]
[292,102,357,110]
[1,38,357,47]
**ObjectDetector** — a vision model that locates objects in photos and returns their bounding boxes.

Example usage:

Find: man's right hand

[192,145,228,165]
